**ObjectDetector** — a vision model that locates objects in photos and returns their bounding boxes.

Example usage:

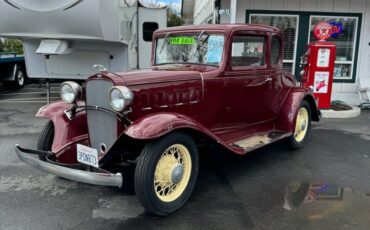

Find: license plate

[77,144,99,168]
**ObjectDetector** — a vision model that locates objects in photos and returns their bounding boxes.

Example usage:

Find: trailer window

[143,22,159,42]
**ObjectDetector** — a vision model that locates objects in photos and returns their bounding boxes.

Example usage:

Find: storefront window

[250,15,299,73]
[309,16,359,79]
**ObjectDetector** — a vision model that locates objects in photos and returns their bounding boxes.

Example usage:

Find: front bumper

[15,145,123,188]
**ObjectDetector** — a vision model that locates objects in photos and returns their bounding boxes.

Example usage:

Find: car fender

[125,113,216,139]
[36,101,88,154]
[99,112,244,165]
[122,112,244,154]
[276,88,319,133]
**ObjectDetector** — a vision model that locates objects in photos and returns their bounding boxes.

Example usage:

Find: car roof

[155,23,281,35]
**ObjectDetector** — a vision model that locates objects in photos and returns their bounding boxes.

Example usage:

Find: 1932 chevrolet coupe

[15,24,320,216]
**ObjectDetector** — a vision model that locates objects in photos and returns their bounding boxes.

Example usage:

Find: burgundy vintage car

[15,24,320,216]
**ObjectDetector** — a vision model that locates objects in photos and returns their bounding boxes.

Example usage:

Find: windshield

[155,33,225,66]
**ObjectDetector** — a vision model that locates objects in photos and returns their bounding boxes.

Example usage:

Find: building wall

[182,0,195,25]
[213,0,370,105]
[193,0,215,24]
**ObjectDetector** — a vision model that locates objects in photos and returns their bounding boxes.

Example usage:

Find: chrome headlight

[110,86,134,112]
[60,81,81,104]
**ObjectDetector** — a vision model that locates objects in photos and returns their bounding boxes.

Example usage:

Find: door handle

[265,77,272,82]
[245,78,272,87]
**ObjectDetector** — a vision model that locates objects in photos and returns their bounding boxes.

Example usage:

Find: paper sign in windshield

[207,36,224,63]
[170,37,195,45]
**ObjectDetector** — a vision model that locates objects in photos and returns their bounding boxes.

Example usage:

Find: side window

[271,36,282,65]
[231,36,265,68]
[143,22,159,42]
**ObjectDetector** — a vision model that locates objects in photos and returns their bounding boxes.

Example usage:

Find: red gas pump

[301,22,336,109]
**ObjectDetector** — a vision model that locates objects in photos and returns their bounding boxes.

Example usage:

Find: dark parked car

[15,24,320,216]
[0,52,27,89]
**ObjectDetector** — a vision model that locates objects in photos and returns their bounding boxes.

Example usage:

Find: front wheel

[286,100,312,150]
[2,67,27,89]
[37,120,55,160]
[135,133,199,216]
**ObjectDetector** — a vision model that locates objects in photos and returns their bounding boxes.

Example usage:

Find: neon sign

[313,22,333,41]
[313,21,344,41]
[328,21,343,38]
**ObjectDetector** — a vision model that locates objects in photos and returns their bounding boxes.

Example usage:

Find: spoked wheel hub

[17,71,25,86]
[171,163,184,183]
[294,107,309,142]
[154,144,192,203]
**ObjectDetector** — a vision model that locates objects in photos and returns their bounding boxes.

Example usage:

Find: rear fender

[36,101,88,154]
[276,89,320,133]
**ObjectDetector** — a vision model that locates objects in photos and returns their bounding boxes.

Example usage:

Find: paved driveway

[1,84,370,230]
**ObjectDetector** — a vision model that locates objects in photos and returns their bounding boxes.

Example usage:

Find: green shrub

[1,38,23,54]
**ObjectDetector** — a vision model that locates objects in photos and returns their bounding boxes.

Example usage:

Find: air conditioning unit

[36,39,74,55]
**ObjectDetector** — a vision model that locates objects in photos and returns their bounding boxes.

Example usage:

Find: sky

[158,0,182,4]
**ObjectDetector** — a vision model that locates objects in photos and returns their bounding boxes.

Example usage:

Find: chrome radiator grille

[86,80,117,152]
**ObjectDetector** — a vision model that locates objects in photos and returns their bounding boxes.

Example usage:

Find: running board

[231,131,291,152]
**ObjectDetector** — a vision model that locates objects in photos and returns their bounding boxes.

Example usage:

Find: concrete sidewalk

[321,106,361,118]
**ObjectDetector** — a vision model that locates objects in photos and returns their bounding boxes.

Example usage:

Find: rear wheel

[135,133,199,216]
[37,120,55,160]
[286,100,311,150]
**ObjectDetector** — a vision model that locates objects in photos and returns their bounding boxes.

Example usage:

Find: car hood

[113,69,203,86]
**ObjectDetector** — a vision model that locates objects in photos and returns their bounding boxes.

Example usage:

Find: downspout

[230,0,237,23]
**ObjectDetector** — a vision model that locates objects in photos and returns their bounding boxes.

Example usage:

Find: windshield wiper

[197,30,205,42]
[197,30,209,44]
[196,31,210,62]
[159,32,170,54]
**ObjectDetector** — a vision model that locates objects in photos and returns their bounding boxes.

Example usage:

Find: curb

[321,106,361,119]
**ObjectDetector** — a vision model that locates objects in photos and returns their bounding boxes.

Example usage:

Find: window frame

[249,13,299,74]
[246,10,362,83]
[308,15,359,81]
[228,31,268,71]
[270,34,283,68]
[153,31,226,67]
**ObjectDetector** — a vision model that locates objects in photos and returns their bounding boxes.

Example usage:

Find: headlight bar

[64,105,132,127]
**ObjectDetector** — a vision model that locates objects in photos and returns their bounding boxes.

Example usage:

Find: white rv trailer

[0,0,167,81]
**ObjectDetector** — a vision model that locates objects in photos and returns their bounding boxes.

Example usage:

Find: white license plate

[77,144,99,168]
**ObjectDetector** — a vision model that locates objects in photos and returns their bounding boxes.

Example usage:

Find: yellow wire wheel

[294,106,309,142]
[286,101,312,150]
[135,133,198,216]
[154,144,192,202]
